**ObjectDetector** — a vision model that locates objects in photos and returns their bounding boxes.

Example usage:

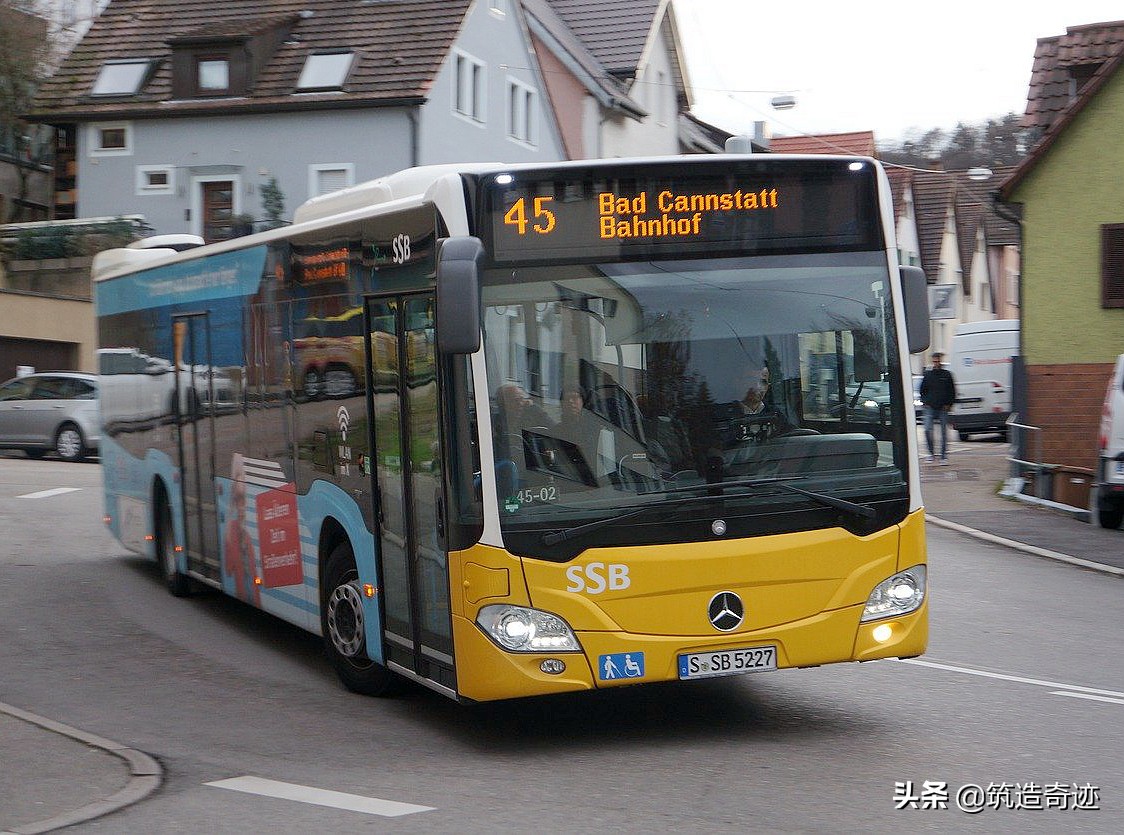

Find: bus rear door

[172,313,222,583]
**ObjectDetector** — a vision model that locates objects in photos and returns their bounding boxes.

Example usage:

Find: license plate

[678,645,777,680]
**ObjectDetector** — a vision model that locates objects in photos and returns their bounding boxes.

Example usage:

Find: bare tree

[0,1,51,222]
[878,113,1039,171]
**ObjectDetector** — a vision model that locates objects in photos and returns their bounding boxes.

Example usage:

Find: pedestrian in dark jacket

[919,352,956,463]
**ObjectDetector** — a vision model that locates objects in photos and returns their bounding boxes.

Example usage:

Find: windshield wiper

[772,482,876,520]
[540,476,874,547]
[541,491,721,546]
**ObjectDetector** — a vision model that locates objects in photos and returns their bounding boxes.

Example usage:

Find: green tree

[261,177,286,229]
[0,2,50,222]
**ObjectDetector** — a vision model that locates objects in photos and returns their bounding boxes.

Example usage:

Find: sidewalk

[0,702,160,835]
[920,435,1124,575]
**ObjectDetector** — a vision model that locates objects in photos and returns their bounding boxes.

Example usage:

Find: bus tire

[156,498,192,597]
[322,540,402,696]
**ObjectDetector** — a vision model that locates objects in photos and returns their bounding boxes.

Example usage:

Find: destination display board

[480,159,883,265]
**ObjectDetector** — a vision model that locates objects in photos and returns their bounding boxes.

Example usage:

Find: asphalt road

[1,455,1122,833]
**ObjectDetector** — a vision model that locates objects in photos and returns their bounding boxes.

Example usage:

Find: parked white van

[1092,353,1124,530]
[948,319,1018,440]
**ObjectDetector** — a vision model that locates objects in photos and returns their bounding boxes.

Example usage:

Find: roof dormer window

[197,56,231,93]
[90,59,153,96]
[296,51,354,91]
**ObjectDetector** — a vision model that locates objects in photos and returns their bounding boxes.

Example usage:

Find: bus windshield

[482,250,910,558]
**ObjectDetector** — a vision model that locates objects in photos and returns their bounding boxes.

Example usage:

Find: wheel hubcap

[327,580,365,658]
[57,429,81,459]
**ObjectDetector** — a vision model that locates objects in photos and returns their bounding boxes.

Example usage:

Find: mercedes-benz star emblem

[707,591,745,632]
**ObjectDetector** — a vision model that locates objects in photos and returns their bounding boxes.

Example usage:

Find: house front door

[201,180,235,243]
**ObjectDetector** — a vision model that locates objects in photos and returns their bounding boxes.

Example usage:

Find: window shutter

[1102,223,1124,308]
[316,169,349,196]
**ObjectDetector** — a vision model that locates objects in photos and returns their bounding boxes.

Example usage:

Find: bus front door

[364,295,454,693]
[172,314,221,583]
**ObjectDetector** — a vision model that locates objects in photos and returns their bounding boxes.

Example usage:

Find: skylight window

[90,60,151,96]
[297,52,354,91]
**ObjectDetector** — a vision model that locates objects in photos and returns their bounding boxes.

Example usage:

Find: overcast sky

[676,1,1124,144]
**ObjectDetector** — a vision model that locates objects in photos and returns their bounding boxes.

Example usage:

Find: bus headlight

[861,565,926,622]
[476,605,582,653]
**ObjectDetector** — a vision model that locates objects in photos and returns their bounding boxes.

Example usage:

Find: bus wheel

[157,500,192,597]
[322,540,402,696]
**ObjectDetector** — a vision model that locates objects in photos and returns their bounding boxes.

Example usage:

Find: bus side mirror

[900,266,930,354]
[436,236,483,355]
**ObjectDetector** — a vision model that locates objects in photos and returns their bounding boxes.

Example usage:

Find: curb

[926,514,1124,577]
[0,701,162,835]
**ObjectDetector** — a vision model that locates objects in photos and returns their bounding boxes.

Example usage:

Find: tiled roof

[957,167,1019,247]
[1004,23,1124,201]
[29,0,473,120]
[911,170,955,284]
[521,0,639,113]
[1022,20,1124,130]
[884,165,912,219]
[767,131,877,156]
[546,0,661,77]
[679,111,733,153]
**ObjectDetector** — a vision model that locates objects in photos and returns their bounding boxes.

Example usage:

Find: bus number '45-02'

[504,197,556,236]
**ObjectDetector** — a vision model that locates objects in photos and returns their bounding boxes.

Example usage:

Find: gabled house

[910,170,961,358]
[955,168,1019,323]
[26,0,566,239]
[1000,19,1124,470]
[885,167,921,271]
[522,0,699,159]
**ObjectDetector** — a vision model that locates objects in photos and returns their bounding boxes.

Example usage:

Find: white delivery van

[1091,353,1124,530]
[948,319,1018,440]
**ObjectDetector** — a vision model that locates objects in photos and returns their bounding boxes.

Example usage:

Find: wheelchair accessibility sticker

[599,652,644,680]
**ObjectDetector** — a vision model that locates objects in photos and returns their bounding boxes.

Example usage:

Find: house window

[506,79,535,145]
[197,56,230,93]
[1101,223,1124,308]
[91,59,152,96]
[309,164,355,198]
[136,165,175,196]
[980,282,990,312]
[297,52,354,91]
[453,50,485,123]
[89,122,132,156]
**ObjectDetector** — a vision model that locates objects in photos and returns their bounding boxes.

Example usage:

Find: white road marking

[17,487,81,499]
[901,658,1124,701]
[205,776,434,817]
[1050,691,1124,706]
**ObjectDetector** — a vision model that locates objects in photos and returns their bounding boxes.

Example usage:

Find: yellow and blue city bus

[94,154,931,702]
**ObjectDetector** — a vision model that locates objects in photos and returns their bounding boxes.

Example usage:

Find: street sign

[929,284,958,319]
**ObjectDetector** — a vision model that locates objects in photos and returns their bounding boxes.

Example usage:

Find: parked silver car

[0,371,100,462]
